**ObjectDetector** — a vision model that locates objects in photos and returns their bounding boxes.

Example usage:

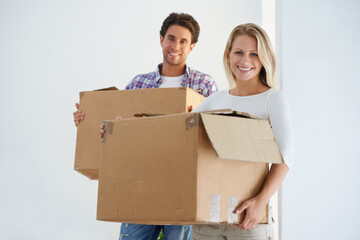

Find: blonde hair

[223,23,277,89]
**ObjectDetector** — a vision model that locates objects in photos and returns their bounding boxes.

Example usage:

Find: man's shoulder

[126,68,159,90]
[132,70,157,81]
[186,66,218,97]
[187,66,213,81]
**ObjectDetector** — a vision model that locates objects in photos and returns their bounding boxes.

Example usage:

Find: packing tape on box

[210,194,221,223]
[228,196,239,224]
[185,115,200,130]
[101,121,113,143]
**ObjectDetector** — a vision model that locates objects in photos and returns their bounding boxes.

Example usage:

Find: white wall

[277,0,360,239]
[0,1,263,239]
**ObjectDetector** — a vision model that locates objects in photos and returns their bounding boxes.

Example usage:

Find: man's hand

[73,103,85,127]
[100,115,122,139]
[233,196,267,230]
[99,124,105,138]
[187,105,193,112]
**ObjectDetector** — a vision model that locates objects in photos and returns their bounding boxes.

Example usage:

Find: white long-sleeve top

[194,89,294,168]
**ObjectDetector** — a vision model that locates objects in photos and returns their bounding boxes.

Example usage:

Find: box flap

[94,86,118,91]
[200,112,283,164]
[79,86,118,99]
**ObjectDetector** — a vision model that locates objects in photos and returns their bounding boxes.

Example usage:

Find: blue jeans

[119,223,192,240]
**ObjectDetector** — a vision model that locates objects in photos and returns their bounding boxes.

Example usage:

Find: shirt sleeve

[267,91,295,168]
[204,76,219,97]
[193,91,219,112]
[125,76,139,90]
[198,75,218,97]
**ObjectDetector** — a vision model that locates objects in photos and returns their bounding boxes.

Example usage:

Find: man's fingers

[99,124,105,138]
[74,103,83,127]
[74,111,84,119]
[74,114,83,121]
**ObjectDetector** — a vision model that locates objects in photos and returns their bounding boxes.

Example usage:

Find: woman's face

[228,35,263,84]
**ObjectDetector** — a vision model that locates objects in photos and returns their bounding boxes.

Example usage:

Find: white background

[0,0,261,239]
[0,0,359,239]
[278,0,360,239]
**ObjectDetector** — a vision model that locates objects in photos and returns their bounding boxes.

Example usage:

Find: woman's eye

[235,51,243,55]
[250,53,258,57]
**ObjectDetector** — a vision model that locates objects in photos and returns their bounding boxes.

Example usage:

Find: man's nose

[172,41,181,50]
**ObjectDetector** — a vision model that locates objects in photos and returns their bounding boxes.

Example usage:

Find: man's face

[160,25,195,67]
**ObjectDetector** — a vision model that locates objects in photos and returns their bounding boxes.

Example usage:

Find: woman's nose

[240,54,250,63]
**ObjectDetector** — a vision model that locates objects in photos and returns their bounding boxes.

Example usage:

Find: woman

[193,23,294,240]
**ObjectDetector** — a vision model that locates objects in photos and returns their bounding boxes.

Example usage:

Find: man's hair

[160,12,200,44]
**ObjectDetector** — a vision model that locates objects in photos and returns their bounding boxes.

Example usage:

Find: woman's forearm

[256,163,289,203]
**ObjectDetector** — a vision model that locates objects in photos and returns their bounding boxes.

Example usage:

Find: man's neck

[161,62,186,77]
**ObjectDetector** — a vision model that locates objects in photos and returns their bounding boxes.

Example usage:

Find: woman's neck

[230,80,270,96]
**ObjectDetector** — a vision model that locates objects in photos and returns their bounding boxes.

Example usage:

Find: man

[74,12,218,240]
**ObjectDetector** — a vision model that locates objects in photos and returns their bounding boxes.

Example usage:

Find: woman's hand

[73,103,85,126]
[233,196,267,230]
[233,163,289,230]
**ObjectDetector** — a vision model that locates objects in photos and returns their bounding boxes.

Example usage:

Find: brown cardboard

[200,112,283,164]
[74,87,205,179]
[97,111,283,224]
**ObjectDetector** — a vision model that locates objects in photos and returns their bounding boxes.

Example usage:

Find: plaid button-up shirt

[125,64,218,97]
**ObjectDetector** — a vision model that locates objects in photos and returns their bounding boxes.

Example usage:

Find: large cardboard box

[97,111,283,224]
[74,87,204,179]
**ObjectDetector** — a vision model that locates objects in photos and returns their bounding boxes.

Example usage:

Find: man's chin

[164,58,185,67]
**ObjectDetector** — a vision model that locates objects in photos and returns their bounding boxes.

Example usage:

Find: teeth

[170,53,179,56]
[238,67,252,71]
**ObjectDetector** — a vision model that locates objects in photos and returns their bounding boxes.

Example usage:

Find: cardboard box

[97,111,283,224]
[74,87,205,179]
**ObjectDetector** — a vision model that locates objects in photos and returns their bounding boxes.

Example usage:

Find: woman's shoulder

[205,89,228,100]
[193,90,227,112]
[210,89,228,96]
[267,89,288,102]
[266,89,291,111]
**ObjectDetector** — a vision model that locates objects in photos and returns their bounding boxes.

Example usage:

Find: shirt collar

[155,63,190,83]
